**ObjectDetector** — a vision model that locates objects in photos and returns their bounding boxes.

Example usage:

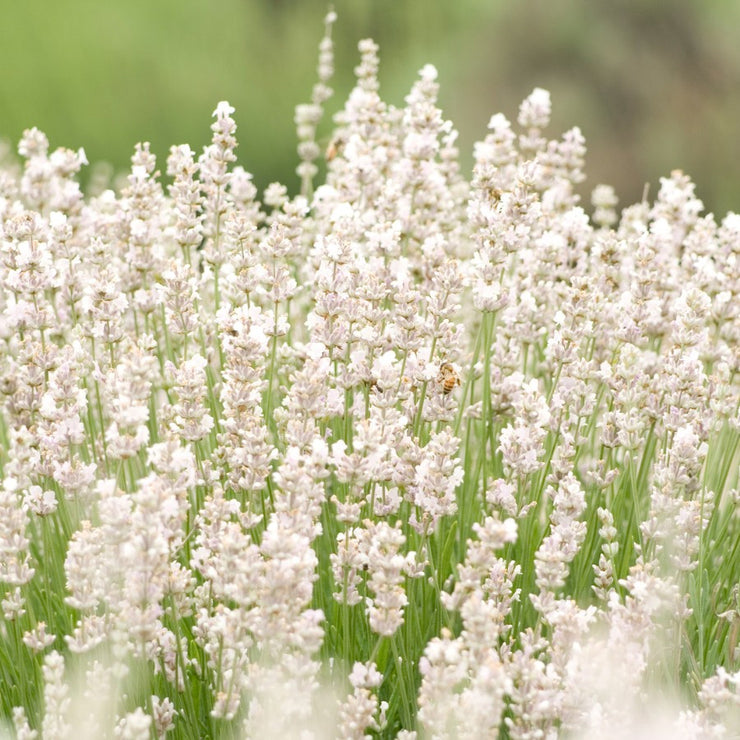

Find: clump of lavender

[0,11,738,739]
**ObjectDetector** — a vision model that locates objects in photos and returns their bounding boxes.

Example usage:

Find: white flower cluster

[0,20,738,740]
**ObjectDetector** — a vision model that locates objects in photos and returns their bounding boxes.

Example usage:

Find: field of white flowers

[1,13,738,739]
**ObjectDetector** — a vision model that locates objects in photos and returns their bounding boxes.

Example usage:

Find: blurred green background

[2,0,739,215]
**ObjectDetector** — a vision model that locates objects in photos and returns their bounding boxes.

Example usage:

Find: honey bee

[437,362,461,395]
[325,133,346,162]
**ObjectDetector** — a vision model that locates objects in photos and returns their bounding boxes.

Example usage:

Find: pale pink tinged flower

[164,354,215,443]
[408,429,463,533]
[0,478,36,588]
[485,478,519,517]
[2,586,27,620]
[167,144,203,252]
[22,621,56,652]
[518,87,552,130]
[12,706,39,740]
[592,183,619,228]
[442,515,519,618]
[474,515,519,551]
[358,519,413,636]
[152,696,177,739]
[331,529,366,606]
[498,423,545,477]
[23,484,58,516]
[18,127,49,158]
[41,651,71,740]
[337,661,386,739]
[114,707,152,740]
[419,617,511,740]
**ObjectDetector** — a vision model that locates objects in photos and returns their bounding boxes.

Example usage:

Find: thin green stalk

[390,634,413,729]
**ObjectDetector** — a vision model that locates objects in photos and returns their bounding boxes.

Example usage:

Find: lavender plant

[1,14,739,740]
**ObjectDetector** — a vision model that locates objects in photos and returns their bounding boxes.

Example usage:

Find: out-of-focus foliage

[1,0,738,213]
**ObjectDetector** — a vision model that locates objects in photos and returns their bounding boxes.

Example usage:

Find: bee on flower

[325,132,346,161]
[437,362,461,395]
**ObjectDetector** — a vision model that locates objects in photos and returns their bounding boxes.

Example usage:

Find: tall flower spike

[296,8,336,197]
